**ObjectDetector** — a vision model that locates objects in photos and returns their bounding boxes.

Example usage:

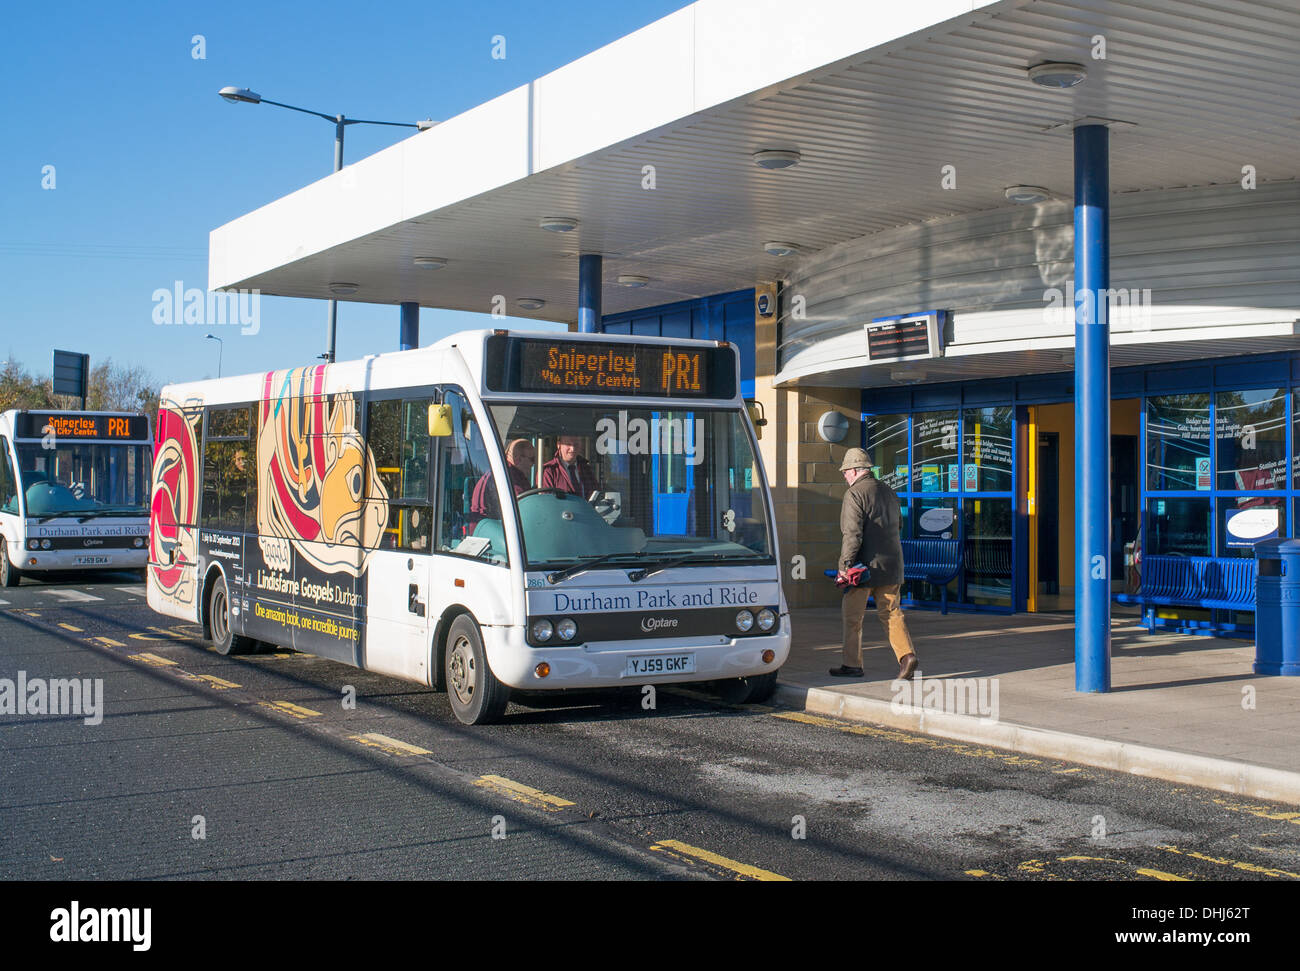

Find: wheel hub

[448,636,476,706]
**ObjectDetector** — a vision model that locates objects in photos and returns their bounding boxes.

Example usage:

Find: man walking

[830,448,918,681]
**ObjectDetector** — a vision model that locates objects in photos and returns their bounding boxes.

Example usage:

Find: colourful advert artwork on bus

[149,399,202,609]
[256,366,388,576]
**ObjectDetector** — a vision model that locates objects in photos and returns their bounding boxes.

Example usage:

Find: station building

[210,0,1300,636]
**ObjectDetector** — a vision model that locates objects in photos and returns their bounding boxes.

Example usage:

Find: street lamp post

[218,87,437,363]
[205,333,223,378]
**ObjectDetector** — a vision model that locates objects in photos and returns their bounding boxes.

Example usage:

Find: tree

[52,358,161,415]
[0,358,57,412]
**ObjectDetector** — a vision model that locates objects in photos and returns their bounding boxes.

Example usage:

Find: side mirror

[745,399,767,440]
[428,403,453,437]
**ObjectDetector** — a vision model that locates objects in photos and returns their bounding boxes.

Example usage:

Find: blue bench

[902,538,962,614]
[1115,554,1256,633]
[824,538,961,614]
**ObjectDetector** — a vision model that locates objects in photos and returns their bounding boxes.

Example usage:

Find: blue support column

[578,254,602,333]
[399,301,419,351]
[1074,123,1112,692]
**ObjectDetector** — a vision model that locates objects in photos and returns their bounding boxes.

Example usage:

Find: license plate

[626,653,695,677]
[74,556,111,565]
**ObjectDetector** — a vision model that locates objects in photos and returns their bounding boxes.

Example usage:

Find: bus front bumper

[482,615,792,691]
[15,549,148,572]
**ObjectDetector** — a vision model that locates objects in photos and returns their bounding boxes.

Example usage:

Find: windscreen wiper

[629,551,765,582]
[546,552,633,584]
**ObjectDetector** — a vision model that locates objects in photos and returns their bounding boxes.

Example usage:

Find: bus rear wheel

[445,615,509,725]
[208,575,255,656]
[1,538,21,588]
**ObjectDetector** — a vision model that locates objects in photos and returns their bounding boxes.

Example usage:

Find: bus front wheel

[207,575,255,656]
[1,538,21,588]
[717,670,780,705]
[445,615,509,725]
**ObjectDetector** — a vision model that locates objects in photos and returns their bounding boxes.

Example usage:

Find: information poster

[1196,457,1212,490]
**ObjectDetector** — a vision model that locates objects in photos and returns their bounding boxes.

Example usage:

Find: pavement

[778,603,1300,806]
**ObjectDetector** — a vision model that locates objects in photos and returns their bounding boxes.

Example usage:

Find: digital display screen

[487,337,732,399]
[867,318,933,361]
[15,413,150,441]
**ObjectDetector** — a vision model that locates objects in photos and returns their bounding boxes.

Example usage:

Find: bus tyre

[718,670,779,705]
[445,615,509,725]
[208,575,255,656]
[1,538,21,588]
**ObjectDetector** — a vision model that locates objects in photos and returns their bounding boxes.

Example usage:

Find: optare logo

[640,616,678,633]
[83,538,104,547]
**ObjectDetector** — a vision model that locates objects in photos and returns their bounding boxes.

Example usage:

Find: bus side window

[0,438,17,515]
[435,390,507,565]
[366,397,433,552]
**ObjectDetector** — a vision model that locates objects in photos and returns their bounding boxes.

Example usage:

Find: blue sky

[0,0,688,386]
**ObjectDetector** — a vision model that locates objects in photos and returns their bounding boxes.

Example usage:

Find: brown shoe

[897,654,918,681]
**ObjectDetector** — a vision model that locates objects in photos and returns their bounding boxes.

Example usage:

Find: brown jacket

[838,472,905,585]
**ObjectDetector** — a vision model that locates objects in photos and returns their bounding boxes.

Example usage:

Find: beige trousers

[842,584,915,667]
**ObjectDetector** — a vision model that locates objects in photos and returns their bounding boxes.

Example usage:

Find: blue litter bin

[1254,538,1300,676]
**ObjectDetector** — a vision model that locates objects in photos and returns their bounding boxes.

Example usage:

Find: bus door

[362,394,436,682]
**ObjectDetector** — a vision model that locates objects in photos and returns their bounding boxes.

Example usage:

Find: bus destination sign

[15,413,150,442]
[514,340,715,397]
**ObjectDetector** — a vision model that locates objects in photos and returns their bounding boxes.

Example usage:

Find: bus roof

[157,328,740,408]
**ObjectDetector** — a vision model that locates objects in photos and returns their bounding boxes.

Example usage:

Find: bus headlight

[41,539,51,550]
[557,618,578,641]
[757,608,776,631]
[28,540,38,550]
[735,610,754,632]
[134,537,145,548]
[531,619,553,642]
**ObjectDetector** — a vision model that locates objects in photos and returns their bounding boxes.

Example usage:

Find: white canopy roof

[210,0,1300,327]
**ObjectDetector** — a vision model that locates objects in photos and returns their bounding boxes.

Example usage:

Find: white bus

[1,409,152,587]
[146,329,789,724]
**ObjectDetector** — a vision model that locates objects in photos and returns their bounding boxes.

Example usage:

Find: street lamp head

[219,86,262,104]
[415,119,439,131]
[205,333,221,342]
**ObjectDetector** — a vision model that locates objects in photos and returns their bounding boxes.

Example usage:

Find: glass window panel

[1215,388,1286,491]
[962,498,1013,607]
[1146,394,1211,492]
[1,438,18,515]
[1218,496,1284,557]
[905,497,955,604]
[962,406,1013,492]
[912,411,958,493]
[866,414,909,493]
[1145,497,1211,556]
[912,496,957,539]
[1294,393,1300,489]
[438,391,507,564]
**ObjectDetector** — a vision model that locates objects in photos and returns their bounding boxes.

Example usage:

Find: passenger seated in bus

[469,438,535,524]
[541,434,599,500]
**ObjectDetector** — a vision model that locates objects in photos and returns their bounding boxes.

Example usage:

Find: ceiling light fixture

[539,216,579,233]
[763,241,801,257]
[1027,62,1088,88]
[412,256,447,269]
[617,275,650,287]
[1004,185,1051,204]
[752,149,801,169]
[516,297,546,310]
[328,282,359,295]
